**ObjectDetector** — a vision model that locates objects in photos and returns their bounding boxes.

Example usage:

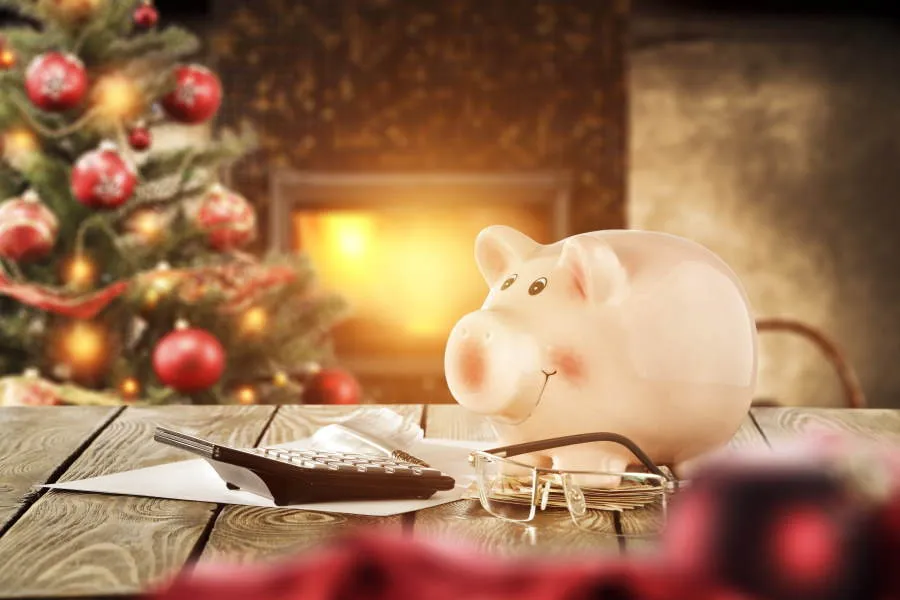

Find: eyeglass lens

[474,454,669,535]
[473,453,537,522]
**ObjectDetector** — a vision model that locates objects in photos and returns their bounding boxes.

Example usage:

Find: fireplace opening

[270,172,571,402]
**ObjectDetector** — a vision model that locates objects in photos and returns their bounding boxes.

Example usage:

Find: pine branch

[96,26,201,64]
[0,162,24,199]
[0,0,40,20]
[1,25,58,58]
[138,125,256,182]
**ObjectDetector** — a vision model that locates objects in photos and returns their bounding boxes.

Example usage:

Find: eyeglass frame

[467,432,678,527]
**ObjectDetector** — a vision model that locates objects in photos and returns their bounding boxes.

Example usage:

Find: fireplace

[269,171,572,403]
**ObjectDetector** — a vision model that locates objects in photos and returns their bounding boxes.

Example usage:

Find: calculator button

[357,465,386,474]
[386,465,414,476]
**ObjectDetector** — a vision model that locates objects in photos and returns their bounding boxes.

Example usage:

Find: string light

[236,386,257,405]
[94,75,141,119]
[128,209,164,243]
[63,255,97,289]
[0,48,16,70]
[272,371,289,387]
[57,321,108,374]
[3,128,38,159]
[240,307,267,334]
[143,288,161,311]
[119,377,140,400]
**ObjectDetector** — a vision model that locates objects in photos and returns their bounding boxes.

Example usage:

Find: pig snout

[444,311,545,420]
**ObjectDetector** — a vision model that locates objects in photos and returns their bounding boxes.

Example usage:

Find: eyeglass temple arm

[482,432,669,479]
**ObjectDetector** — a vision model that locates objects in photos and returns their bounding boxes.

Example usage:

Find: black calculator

[154,427,456,506]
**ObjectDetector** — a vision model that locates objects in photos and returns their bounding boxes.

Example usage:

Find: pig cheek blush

[449,224,757,471]
[549,347,586,386]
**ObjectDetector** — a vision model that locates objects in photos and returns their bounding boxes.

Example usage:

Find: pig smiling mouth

[496,369,557,426]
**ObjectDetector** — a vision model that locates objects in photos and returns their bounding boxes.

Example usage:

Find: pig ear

[474,226,539,287]
[557,235,628,304]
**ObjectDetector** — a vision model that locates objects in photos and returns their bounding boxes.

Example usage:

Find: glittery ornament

[25,52,87,111]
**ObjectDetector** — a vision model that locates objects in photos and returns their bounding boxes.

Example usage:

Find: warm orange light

[94,75,141,119]
[241,307,267,334]
[54,0,101,14]
[59,321,107,372]
[273,371,289,387]
[0,49,16,69]
[128,210,163,242]
[64,255,97,288]
[3,128,38,158]
[236,386,257,404]
[293,207,547,342]
[327,213,373,258]
[119,377,140,399]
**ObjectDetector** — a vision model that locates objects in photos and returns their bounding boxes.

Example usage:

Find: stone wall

[630,16,900,407]
[210,0,629,236]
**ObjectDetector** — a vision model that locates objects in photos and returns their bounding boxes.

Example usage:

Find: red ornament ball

[0,190,59,262]
[25,52,87,112]
[196,185,256,251]
[127,125,152,151]
[133,2,159,29]
[161,64,222,124]
[152,326,226,393]
[302,368,362,405]
[71,142,138,209]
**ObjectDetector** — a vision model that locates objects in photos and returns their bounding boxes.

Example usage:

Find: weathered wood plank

[617,414,770,546]
[412,405,621,556]
[0,404,274,599]
[752,407,900,447]
[199,405,423,565]
[0,406,120,535]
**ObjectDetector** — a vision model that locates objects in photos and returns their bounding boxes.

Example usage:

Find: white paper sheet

[43,438,494,516]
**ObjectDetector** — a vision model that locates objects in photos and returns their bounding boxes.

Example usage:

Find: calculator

[154,426,456,506]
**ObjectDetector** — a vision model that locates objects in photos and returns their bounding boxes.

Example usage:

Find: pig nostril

[484,331,492,342]
[459,328,469,338]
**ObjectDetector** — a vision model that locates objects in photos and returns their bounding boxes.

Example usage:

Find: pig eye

[528,277,548,295]
[500,275,517,290]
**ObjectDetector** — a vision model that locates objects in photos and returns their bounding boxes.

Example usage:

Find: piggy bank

[444,226,757,474]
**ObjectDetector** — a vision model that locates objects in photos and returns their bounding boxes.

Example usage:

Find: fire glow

[293,207,546,342]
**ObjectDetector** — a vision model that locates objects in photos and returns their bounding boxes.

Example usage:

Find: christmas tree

[0,0,350,405]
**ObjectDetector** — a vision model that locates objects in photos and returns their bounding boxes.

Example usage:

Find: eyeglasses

[468,432,678,536]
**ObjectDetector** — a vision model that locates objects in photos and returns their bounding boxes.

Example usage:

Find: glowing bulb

[94,75,141,118]
[129,210,163,242]
[119,377,140,399]
[3,128,38,157]
[59,321,107,372]
[64,255,96,288]
[0,49,16,69]
[143,288,160,310]
[273,371,289,387]
[241,307,267,334]
[236,386,256,405]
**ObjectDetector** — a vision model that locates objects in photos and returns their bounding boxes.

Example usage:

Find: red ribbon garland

[0,268,128,320]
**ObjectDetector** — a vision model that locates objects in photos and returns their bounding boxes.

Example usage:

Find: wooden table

[1,405,898,598]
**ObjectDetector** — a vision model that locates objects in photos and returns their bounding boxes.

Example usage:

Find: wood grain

[199,405,423,565]
[413,405,621,556]
[752,407,900,447]
[0,404,274,599]
[0,406,119,534]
